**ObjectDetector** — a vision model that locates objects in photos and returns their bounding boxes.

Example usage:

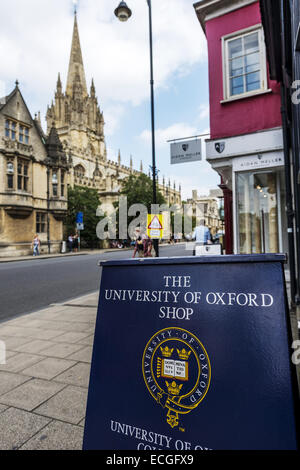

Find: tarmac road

[0,243,190,322]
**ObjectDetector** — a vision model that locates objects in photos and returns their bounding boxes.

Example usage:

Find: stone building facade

[0,83,69,256]
[46,13,181,215]
[186,189,224,236]
[0,13,181,257]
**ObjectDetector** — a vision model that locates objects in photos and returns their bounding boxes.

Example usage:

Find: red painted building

[194,0,287,255]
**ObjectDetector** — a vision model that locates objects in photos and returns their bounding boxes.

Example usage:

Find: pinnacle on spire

[130,154,133,169]
[66,13,88,97]
[90,78,95,97]
[57,73,62,89]
[118,149,121,165]
[140,160,143,172]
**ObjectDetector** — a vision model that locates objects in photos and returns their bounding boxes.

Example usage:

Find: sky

[0,0,220,200]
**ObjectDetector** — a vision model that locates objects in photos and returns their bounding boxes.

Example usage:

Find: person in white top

[32,234,40,256]
[192,220,211,244]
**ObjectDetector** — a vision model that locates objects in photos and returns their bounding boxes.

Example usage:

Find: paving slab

[66,346,93,363]
[34,385,88,425]
[36,342,86,359]
[0,371,31,395]
[52,331,91,344]
[9,339,56,354]
[0,407,50,450]
[19,420,84,450]
[0,404,8,413]
[54,362,91,388]
[21,357,76,380]
[0,378,66,411]
[0,336,32,351]
[27,329,66,341]
[0,352,44,373]
[76,334,95,346]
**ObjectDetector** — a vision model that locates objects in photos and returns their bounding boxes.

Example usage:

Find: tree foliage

[120,173,166,210]
[65,185,102,248]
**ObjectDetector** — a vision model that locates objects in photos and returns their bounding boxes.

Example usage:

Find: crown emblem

[177,348,191,361]
[166,381,183,396]
[160,346,173,358]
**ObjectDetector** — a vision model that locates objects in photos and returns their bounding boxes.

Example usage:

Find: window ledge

[220,88,272,104]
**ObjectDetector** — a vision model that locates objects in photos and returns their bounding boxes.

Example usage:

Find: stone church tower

[46,12,181,213]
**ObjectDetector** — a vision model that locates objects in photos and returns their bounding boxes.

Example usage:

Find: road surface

[0,243,191,322]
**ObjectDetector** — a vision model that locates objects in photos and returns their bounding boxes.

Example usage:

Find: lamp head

[114,1,132,22]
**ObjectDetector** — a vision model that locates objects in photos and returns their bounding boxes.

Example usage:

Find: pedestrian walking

[32,234,40,256]
[68,234,73,252]
[73,233,79,252]
[132,236,144,258]
[146,237,154,257]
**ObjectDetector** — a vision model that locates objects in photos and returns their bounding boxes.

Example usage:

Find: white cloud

[0,0,207,122]
[0,0,210,197]
[198,104,210,121]
[103,103,126,136]
[139,122,198,148]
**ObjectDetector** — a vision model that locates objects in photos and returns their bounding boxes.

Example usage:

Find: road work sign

[83,254,299,450]
[147,214,163,239]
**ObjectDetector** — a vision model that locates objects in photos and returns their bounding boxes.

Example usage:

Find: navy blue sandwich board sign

[83,255,299,450]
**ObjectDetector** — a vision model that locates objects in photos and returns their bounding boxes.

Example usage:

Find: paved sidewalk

[0,248,130,263]
[0,292,99,450]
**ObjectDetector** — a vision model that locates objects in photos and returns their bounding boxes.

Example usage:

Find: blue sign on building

[76,212,83,224]
[83,255,299,450]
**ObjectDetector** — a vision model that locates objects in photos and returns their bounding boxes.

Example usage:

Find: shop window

[222,26,268,100]
[236,171,280,254]
[36,212,47,233]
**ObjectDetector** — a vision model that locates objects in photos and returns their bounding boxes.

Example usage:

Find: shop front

[206,128,286,255]
[233,154,286,254]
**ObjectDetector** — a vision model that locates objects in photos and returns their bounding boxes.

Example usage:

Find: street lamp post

[115,0,159,257]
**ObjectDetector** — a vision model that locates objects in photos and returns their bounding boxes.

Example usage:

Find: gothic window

[11,122,16,141]
[6,161,14,189]
[17,159,29,191]
[36,212,47,233]
[19,126,29,144]
[5,119,29,143]
[52,170,58,196]
[5,120,10,138]
[74,164,85,178]
[61,170,65,197]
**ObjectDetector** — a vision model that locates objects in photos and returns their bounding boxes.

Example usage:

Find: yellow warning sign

[147,214,163,239]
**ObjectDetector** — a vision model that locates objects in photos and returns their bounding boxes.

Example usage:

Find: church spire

[66,12,87,97]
